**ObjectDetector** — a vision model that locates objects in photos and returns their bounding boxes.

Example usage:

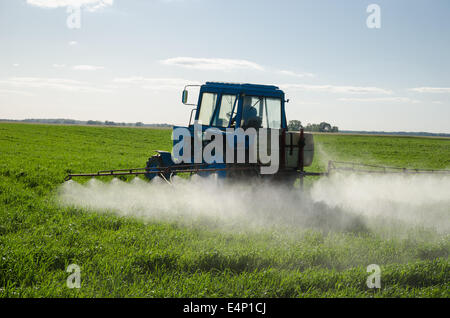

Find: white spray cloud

[58,173,450,235]
[310,173,450,233]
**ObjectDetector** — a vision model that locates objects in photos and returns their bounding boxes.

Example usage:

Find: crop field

[0,122,449,297]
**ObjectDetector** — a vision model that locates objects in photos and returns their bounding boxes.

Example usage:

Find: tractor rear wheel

[145,154,171,181]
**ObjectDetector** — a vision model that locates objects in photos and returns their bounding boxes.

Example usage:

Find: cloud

[0,77,110,93]
[160,57,264,71]
[68,41,78,46]
[278,70,315,78]
[13,64,20,67]
[113,77,199,90]
[26,0,113,11]
[72,65,105,71]
[53,64,67,68]
[280,84,393,95]
[0,89,34,97]
[338,97,420,103]
[409,87,450,93]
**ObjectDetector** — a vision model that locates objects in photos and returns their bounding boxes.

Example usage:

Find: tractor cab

[183,82,287,131]
[173,81,313,180]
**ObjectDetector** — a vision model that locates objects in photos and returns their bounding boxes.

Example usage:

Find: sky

[0,0,449,133]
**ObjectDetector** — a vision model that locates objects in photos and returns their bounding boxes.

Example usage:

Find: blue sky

[1,0,449,132]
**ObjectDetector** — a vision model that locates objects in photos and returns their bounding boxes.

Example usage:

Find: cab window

[197,92,217,125]
[241,96,281,129]
[211,94,236,127]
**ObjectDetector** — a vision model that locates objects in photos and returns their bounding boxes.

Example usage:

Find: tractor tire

[145,155,171,181]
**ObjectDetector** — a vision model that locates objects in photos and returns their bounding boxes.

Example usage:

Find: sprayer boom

[65,160,450,185]
[327,161,450,175]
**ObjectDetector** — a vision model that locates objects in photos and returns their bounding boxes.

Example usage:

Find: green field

[0,123,449,297]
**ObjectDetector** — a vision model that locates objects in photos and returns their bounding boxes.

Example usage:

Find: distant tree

[87,120,102,125]
[135,122,144,127]
[105,121,116,126]
[304,122,338,133]
[305,123,320,132]
[287,120,302,131]
[319,122,332,132]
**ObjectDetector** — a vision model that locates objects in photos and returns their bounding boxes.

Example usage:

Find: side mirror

[182,89,188,104]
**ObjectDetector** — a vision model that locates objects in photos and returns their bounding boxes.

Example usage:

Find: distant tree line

[22,118,79,125]
[7,118,172,128]
[2,118,449,137]
[288,120,339,133]
[89,120,160,127]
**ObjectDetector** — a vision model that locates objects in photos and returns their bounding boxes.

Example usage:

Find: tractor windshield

[241,96,282,129]
[197,92,281,129]
[211,94,236,127]
[198,92,237,128]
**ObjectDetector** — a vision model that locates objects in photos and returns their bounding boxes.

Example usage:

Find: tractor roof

[204,81,281,92]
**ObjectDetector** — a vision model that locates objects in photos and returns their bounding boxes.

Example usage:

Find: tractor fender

[155,150,175,167]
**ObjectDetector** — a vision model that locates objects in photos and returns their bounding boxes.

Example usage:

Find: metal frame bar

[65,164,261,181]
[328,161,450,174]
[65,160,450,182]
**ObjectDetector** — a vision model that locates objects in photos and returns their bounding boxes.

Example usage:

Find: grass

[311,133,450,170]
[0,122,449,297]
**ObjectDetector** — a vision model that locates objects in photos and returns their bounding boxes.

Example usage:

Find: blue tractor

[143,82,315,184]
[66,82,317,184]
